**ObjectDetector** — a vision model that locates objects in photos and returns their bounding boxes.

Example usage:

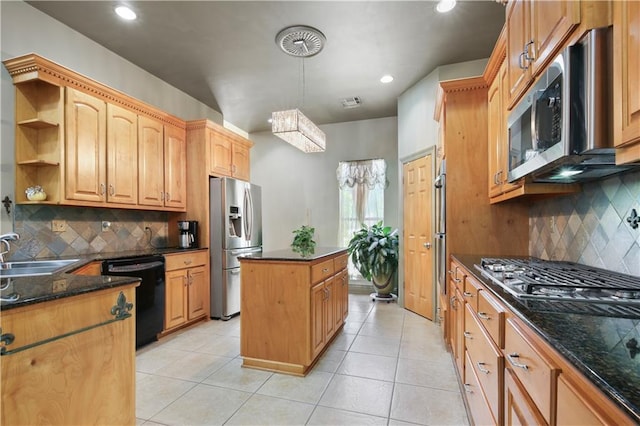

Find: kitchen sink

[0,259,79,279]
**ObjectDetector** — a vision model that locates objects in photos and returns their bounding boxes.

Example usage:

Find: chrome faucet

[0,233,19,263]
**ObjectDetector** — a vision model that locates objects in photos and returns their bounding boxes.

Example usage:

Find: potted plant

[347,221,399,298]
[291,225,316,257]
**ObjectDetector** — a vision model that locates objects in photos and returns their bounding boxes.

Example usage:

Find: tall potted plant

[347,221,399,299]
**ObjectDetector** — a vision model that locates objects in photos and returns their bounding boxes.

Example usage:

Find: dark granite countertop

[239,247,347,262]
[453,253,640,423]
[0,247,208,311]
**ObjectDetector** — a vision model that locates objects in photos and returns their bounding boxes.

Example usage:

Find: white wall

[397,58,488,160]
[0,1,223,233]
[250,117,398,252]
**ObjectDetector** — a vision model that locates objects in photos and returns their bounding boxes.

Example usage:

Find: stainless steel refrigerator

[210,177,262,320]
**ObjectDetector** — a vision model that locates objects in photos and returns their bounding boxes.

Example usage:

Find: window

[336,159,386,280]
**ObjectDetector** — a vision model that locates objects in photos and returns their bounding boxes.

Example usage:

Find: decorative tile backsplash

[9,205,169,261]
[530,170,640,276]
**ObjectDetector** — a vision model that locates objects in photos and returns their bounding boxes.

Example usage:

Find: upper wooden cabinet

[206,124,252,181]
[613,0,640,164]
[4,53,187,212]
[506,0,610,109]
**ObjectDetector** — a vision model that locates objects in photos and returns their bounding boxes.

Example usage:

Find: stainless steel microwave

[506,27,636,184]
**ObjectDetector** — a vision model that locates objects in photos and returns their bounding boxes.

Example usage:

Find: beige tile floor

[136,293,469,425]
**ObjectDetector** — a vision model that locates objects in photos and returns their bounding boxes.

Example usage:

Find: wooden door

[163,124,187,210]
[165,269,187,329]
[65,87,106,203]
[613,1,640,154]
[232,142,250,180]
[187,265,207,320]
[506,0,531,107]
[209,132,233,176]
[403,155,434,320]
[138,116,164,207]
[106,104,137,205]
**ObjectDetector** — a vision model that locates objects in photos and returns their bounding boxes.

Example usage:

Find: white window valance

[336,159,387,189]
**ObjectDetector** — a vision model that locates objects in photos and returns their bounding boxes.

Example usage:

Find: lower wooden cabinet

[505,368,548,426]
[464,351,497,426]
[164,249,209,331]
[0,285,137,425]
[240,250,348,376]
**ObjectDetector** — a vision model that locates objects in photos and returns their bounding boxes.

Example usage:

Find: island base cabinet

[0,286,136,425]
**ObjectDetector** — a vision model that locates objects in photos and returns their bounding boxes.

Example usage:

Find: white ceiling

[26,1,506,133]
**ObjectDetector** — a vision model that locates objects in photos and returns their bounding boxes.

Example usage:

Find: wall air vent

[341,97,362,109]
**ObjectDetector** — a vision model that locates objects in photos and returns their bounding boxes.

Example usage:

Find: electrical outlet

[144,222,153,230]
[550,216,557,234]
[51,219,66,232]
[101,221,111,232]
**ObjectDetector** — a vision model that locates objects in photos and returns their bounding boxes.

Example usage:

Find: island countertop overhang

[238,247,347,263]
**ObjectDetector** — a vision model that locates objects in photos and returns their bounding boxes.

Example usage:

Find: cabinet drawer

[477,289,506,348]
[462,274,482,311]
[449,260,465,292]
[463,351,496,426]
[311,259,334,284]
[165,250,208,271]
[464,305,503,423]
[333,253,349,271]
[505,317,559,425]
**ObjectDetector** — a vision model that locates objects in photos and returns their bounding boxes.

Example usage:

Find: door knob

[423,242,431,249]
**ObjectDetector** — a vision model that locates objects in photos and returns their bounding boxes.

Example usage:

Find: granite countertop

[238,247,347,262]
[453,254,640,422]
[0,247,208,311]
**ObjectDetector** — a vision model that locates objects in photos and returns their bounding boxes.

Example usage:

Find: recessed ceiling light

[115,5,137,21]
[436,0,457,13]
[380,75,394,84]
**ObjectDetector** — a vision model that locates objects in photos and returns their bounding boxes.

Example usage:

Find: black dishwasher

[102,255,165,348]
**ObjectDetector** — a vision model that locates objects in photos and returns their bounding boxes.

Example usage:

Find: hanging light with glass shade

[272,25,326,153]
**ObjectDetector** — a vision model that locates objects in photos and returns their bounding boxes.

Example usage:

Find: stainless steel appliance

[102,255,165,348]
[178,220,198,249]
[475,257,640,317]
[434,160,446,294]
[507,27,638,184]
[210,177,262,319]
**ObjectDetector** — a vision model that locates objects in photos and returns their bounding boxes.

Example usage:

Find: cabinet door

[556,374,605,426]
[488,72,503,198]
[209,133,233,177]
[506,0,531,107]
[613,0,640,155]
[165,269,187,329]
[232,142,250,181]
[65,88,106,203]
[311,282,326,359]
[325,277,336,340]
[530,0,580,75]
[505,368,548,426]
[187,265,207,320]
[106,104,138,205]
[138,116,164,207]
[163,124,187,210]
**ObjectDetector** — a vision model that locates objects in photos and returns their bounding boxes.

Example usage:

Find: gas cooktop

[475,257,640,318]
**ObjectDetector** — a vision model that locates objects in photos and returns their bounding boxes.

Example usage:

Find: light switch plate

[51,219,66,232]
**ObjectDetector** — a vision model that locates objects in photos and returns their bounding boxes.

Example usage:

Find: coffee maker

[177,220,198,249]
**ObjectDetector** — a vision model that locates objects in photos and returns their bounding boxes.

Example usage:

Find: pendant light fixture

[272,25,326,153]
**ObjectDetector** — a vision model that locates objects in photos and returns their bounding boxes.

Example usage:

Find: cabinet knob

[423,242,431,249]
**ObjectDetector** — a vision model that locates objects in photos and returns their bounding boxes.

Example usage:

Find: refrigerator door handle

[244,187,253,241]
[230,247,262,255]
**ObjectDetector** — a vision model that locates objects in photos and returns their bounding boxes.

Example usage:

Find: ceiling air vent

[341,97,362,109]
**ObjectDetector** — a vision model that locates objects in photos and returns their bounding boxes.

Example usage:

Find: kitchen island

[239,247,349,376]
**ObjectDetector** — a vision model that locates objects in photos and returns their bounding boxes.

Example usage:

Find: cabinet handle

[100,183,106,195]
[524,39,535,62]
[463,331,473,339]
[184,259,193,265]
[463,384,474,394]
[109,184,115,196]
[507,353,529,370]
[448,270,455,276]
[450,296,456,309]
[477,362,490,374]
[478,312,491,320]
[165,192,170,201]
[518,51,528,70]
[322,268,329,273]
[454,278,462,284]
[160,192,165,201]
[463,291,473,298]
